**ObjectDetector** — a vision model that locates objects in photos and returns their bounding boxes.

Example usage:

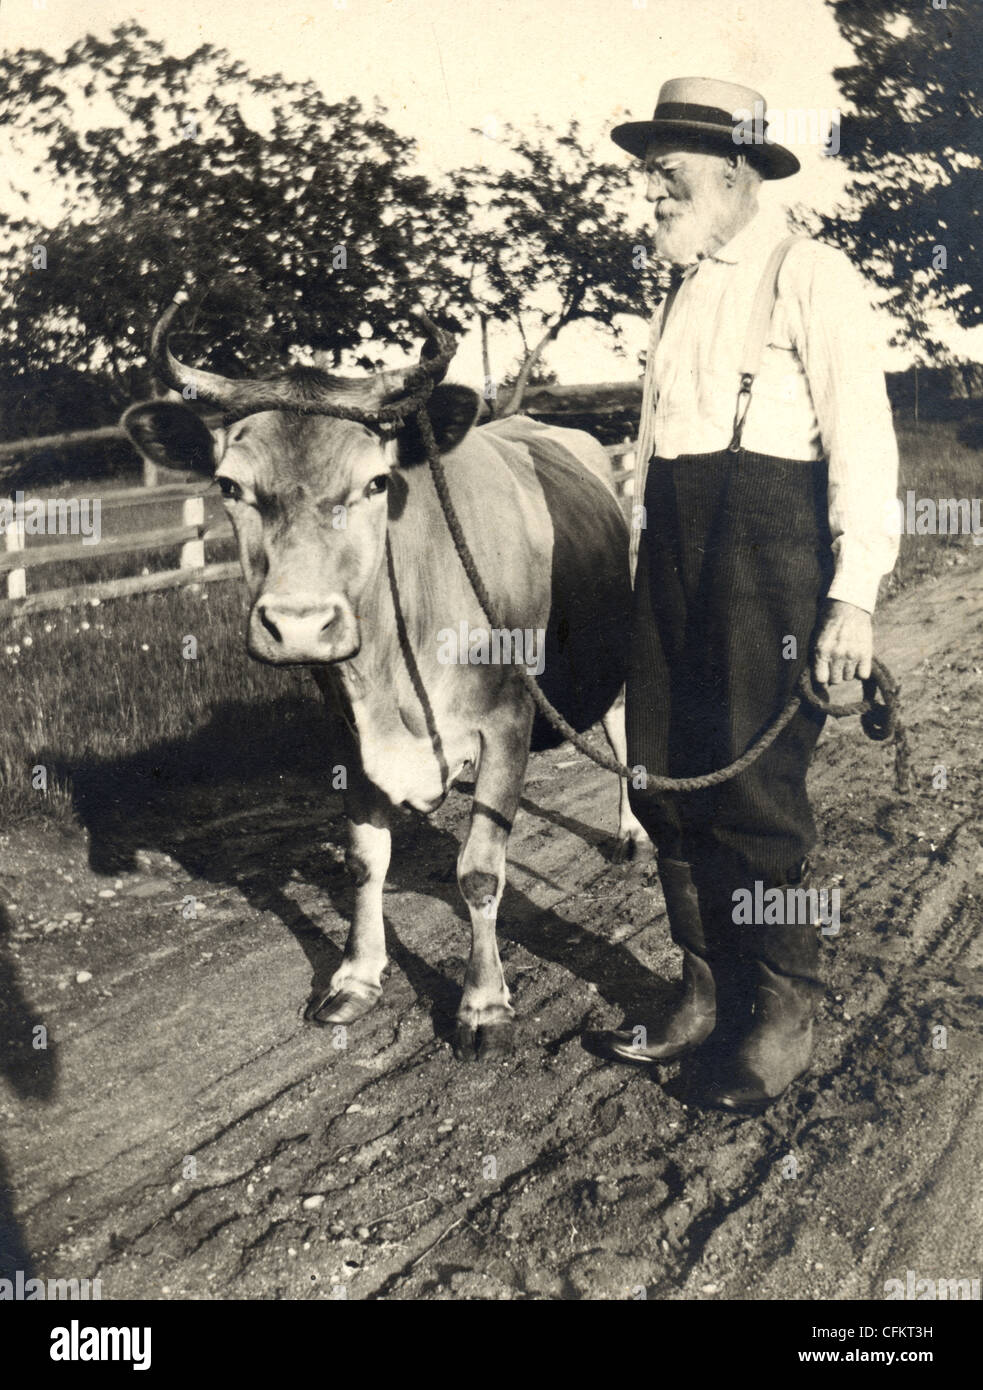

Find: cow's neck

[332,520,429,734]
[329,504,475,808]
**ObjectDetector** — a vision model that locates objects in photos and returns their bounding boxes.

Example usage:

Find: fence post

[4,513,26,601]
[180,495,205,571]
[613,435,636,503]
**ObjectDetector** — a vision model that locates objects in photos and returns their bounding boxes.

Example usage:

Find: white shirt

[632,209,900,614]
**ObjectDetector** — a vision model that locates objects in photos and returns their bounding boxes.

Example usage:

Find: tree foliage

[0,24,665,437]
[453,120,663,414]
[821,0,982,352]
[0,22,469,411]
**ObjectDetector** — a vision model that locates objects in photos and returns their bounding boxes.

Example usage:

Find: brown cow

[124,305,649,1059]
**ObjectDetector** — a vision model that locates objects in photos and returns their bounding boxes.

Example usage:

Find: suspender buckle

[728,372,755,453]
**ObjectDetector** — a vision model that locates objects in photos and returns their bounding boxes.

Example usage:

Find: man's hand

[812,598,873,686]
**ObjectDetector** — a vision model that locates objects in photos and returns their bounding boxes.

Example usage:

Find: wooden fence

[1,436,637,619]
[607,437,636,503]
[0,481,238,618]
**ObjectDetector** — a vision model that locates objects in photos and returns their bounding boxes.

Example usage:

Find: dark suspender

[727,235,809,452]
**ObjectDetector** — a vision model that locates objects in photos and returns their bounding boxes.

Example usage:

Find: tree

[454,120,664,415]
[0,22,470,416]
[498,355,559,395]
[821,0,982,353]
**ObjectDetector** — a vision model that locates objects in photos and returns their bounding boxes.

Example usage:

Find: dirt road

[2,558,981,1300]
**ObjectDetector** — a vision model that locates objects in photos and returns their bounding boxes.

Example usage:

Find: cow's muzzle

[248,593,360,665]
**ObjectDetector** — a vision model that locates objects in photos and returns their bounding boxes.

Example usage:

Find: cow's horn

[408,306,457,384]
[149,296,458,416]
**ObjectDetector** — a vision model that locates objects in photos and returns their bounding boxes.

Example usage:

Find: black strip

[653,100,753,129]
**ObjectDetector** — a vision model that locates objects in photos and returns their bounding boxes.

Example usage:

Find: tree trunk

[479,313,495,416]
[500,318,562,418]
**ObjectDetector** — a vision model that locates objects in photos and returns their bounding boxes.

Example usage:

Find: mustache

[654,199,690,219]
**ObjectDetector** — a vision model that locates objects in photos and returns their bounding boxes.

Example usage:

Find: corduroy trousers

[626,449,834,887]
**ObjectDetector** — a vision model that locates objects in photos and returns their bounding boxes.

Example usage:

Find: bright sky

[1,0,977,379]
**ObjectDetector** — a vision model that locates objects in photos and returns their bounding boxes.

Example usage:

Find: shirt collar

[671,207,784,280]
[708,207,786,265]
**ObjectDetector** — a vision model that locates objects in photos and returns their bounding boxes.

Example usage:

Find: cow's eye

[217,476,243,502]
[365,474,389,496]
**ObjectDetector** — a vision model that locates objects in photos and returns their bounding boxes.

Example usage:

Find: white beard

[652,203,711,267]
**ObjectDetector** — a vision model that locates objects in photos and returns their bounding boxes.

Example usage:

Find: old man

[597,78,899,1110]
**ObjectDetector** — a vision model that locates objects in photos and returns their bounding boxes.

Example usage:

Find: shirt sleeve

[780,241,900,614]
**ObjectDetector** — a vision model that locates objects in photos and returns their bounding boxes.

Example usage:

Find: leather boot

[689,854,756,1055]
[596,858,716,1064]
[703,875,824,1112]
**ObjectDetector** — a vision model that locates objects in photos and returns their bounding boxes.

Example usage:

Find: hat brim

[610,118,800,179]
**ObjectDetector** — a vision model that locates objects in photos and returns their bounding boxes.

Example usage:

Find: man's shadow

[0,902,59,1281]
[51,697,671,1050]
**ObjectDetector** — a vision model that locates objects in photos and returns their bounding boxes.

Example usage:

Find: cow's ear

[122,401,220,476]
[394,384,480,468]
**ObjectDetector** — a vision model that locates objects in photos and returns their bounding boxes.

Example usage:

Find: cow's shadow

[51,698,670,1051]
[0,902,60,1280]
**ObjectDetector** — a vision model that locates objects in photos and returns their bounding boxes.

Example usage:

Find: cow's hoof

[610,832,655,872]
[305,985,381,1027]
[453,1018,514,1063]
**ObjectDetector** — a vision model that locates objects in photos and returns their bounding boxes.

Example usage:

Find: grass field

[885,414,983,595]
[0,411,980,827]
[0,580,335,828]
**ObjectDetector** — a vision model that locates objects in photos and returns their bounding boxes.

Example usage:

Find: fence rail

[606,437,636,499]
[1,480,235,617]
[1,434,638,619]
[0,417,222,469]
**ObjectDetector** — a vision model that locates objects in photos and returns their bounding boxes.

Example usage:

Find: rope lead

[288,384,909,798]
[417,405,911,796]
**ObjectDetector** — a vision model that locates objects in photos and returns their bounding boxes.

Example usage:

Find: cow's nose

[251,594,356,662]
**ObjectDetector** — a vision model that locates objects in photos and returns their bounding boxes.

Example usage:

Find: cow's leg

[306,777,391,1027]
[601,690,653,865]
[454,707,532,1063]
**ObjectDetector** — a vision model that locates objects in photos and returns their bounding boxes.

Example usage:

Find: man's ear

[393,384,481,468]
[122,401,220,476]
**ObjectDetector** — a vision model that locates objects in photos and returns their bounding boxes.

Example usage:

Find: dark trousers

[626,449,834,887]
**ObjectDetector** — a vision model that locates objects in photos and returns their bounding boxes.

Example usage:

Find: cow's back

[479,416,631,749]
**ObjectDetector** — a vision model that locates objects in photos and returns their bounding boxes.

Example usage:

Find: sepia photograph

[0,0,980,1347]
